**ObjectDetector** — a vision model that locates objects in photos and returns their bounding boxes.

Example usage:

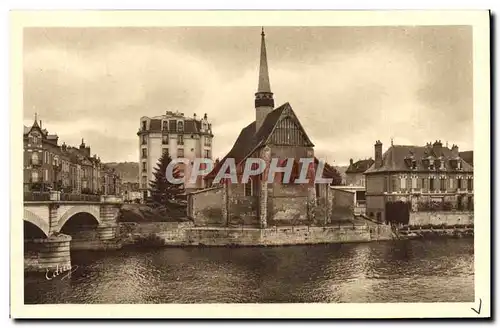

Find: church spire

[255,27,274,132]
[257,27,271,93]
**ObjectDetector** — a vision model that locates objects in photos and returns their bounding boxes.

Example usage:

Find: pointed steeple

[255,27,275,132]
[32,112,40,128]
[257,27,271,93]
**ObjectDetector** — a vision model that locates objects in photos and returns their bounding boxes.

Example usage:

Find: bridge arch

[23,208,49,237]
[57,205,101,232]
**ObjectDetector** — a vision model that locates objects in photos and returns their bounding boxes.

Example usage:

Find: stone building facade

[137,111,213,198]
[364,140,474,223]
[345,158,374,187]
[195,29,336,228]
[23,116,121,195]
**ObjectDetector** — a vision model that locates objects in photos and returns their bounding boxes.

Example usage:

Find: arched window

[177,121,184,132]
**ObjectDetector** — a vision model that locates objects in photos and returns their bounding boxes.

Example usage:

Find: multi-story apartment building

[137,110,213,198]
[364,140,474,223]
[23,116,121,195]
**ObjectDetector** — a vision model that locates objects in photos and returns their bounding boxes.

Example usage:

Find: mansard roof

[364,144,473,174]
[459,150,473,166]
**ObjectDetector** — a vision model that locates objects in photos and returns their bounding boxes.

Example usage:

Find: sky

[23,26,473,165]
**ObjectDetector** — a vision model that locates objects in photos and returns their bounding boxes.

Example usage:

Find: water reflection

[25,238,474,304]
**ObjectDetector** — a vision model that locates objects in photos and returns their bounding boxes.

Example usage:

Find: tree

[148,153,184,207]
[323,162,343,186]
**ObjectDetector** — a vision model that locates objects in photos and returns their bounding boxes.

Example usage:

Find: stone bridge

[23,191,123,272]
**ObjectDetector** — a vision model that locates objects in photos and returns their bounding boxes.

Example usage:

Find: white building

[138,110,213,198]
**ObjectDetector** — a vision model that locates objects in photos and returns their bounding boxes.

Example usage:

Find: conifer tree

[148,152,184,206]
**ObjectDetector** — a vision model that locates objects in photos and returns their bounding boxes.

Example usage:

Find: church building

[192,29,335,228]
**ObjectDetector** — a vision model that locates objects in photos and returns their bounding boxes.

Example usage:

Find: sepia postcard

[10,10,490,319]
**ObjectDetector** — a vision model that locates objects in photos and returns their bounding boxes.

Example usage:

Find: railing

[24,192,50,201]
[60,193,101,202]
[24,191,101,202]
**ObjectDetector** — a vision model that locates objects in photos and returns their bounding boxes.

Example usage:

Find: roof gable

[264,103,314,147]
[206,102,313,179]
[346,158,374,174]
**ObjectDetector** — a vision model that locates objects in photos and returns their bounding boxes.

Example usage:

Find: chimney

[432,140,443,156]
[204,113,207,120]
[194,113,197,120]
[40,120,42,128]
[451,144,459,157]
[374,140,383,168]
[349,158,354,165]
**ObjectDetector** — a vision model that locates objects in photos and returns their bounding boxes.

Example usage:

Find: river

[24,238,474,304]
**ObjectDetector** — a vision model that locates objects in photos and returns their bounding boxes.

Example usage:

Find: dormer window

[457,160,462,170]
[411,160,417,170]
[177,121,184,132]
[428,159,434,170]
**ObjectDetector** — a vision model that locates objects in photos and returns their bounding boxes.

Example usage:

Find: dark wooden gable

[265,105,314,147]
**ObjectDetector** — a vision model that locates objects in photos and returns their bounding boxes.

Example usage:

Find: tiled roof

[206,102,318,179]
[346,158,374,174]
[144,118,206,134]
[206,103,290,178]
[459,151,473,166]
[364,144,473,174]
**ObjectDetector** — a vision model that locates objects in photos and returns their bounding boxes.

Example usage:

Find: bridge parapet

[100,195,123,204]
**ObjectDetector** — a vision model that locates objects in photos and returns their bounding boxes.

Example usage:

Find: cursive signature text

[45,264,78,281]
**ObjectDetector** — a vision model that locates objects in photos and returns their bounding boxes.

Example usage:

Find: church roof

[206,102,291,178]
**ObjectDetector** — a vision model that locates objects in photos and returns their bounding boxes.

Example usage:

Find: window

[142,135,147,145]
[142,148,147,158]
[449,178,454,190]
[142,121,147,131]
[440,178,446,191]
[421,178,426,190]
[178,135,184,145]
[141,176,147,188]
[411,177,417,189]
[177,121,184,132]
[162,121,168,131]
[162,135,169,145]
[391,177,397,192]
[32,134,38,144]
[411,160,417,170]
[31,152,39,165]
[467,178,473,190]
[163,148,169,156]
[205,138,212,147]
[400,177,406,190]
[44,169,48,182]
[440,160,445,170]
[178,149,184,158]
[244,179,253,196]
[31,170,39,182]
[142,162,146,172]
[383,177,388,192]
[457,161,462,170]
[429,178,435,191]
[44,151,48,164]
[457,178,463,189]
[204,150,210,158]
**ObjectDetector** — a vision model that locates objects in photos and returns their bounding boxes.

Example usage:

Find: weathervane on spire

[261,27,265,36]
[34,112,38,121]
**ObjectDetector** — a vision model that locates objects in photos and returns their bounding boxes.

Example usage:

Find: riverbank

[117,221,394,248]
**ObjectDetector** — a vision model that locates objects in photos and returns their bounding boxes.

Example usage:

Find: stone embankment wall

[117,221,393,247]
[408,211,473,227]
